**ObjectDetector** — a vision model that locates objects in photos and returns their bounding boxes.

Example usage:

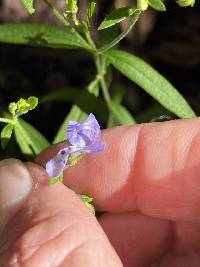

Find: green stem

[85,31,96,50]
[84,31,111,104]
[95,56,111,104]
[0,118,13,124]
[43,0,69,27]
[84,30,111,105]
[98,10,141,54]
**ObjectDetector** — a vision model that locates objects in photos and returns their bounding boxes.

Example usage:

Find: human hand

[1,118,200,266]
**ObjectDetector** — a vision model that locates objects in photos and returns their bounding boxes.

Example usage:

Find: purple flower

[46,114,106,178]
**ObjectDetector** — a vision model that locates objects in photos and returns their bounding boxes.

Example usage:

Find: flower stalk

[98,10,141,54]
[43,0,69,27]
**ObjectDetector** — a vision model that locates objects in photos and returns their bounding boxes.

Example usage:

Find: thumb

[0,159,33,234]
[0,160,122,267]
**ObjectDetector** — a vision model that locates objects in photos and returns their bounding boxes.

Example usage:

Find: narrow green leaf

[53,79,100,144]
[148,0,166,11]
[88,78,99,97]
[135,104,173,123]
[40,88,80,103]
[20,0,35,14]
[112,84,125,103]
[109,101,136,125]
[1,124,14,149]
[0,23,92,51]
[105,50,196,119]
[98,6,137,30]
[14,119,50,159]
[87,2,96,26]
[137,0,148,10]
[14,123,33,157]
[107,84,125,127]
[66,0,78,13]
[99,24,119,47]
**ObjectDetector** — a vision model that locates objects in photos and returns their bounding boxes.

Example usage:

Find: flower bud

[8,102,17,116]
[66,0,78,13]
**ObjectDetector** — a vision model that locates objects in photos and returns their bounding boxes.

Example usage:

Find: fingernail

[0,159,33,233]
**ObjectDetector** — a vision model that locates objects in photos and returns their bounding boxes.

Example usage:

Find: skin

[1,117,200,266]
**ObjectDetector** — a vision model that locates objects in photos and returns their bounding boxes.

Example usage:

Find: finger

[171,221,200,254]
[36,125,140,212]
[0,159,33,234]
[158,252,200,267]
[99,212,170,267]
[37,118,200,221]
[0,163,122,267]
[100,214,200,267]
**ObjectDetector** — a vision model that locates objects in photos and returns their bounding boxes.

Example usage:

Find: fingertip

[0,159,33,233]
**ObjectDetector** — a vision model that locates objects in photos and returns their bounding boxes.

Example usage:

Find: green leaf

[66,0,78,13]
[148,0,166,11]
[20,0,35,14]
[1,124,14,149]
[40,88,80,103]
[98,6,137,30]
[137,0,148,10]
[26,96,38,109]
[108,84,125,127]
[109,101,136,125]
[99,24,119,47]
[113,85,125,103]
[7,96,38,117]
[87,2,96,26]
[0,23,92,51]
[87,78,99,97]
[14,119,50,159]
[15,96,38,116]
[80,194,95,214]
[53,78,100,144]
[135,104,173,123]
[105,50,196,119]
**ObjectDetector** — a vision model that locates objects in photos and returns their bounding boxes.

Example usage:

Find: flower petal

[46,148,70,178]
[67,121,84,146]
[78,114,100,146]
[46,158,65,178]
[67,114,100,147]
[84,142,106,154]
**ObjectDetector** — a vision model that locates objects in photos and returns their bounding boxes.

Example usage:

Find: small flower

[46,114,106,179]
